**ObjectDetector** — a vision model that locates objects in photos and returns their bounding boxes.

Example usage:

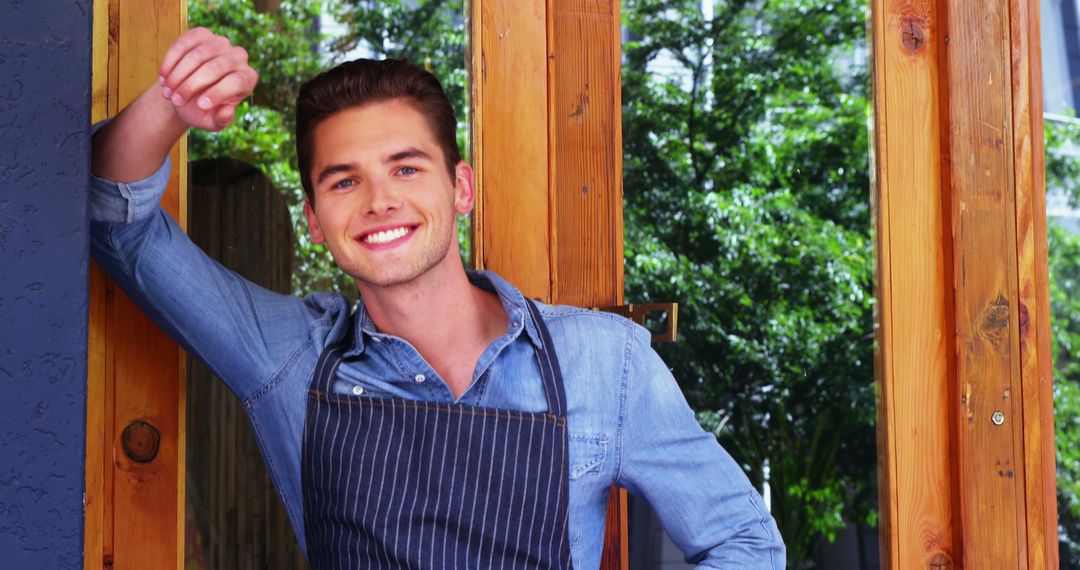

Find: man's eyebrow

[384,148,433,163]
[315,162,359,185]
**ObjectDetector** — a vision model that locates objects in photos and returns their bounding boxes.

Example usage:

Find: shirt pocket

[568,431,608,480]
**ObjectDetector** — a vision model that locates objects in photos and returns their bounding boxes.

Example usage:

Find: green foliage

[1045,117,1080,568]
[622,0,874,566]
[189,0,357,296]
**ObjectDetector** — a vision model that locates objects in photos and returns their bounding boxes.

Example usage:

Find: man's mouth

[360,225,416,245]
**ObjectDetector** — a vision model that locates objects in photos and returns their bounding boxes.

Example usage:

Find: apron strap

[523,299,569,418]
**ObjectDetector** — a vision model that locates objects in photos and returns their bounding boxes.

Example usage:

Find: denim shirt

[88,155,785,569]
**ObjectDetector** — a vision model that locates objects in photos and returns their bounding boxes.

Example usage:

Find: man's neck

[356,260,508,397]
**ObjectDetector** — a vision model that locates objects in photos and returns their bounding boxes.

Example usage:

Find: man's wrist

[91,83,189,182]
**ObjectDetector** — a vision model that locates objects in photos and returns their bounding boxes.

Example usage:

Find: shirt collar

[343,269,545,358]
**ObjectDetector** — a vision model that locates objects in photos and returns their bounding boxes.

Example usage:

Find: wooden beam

[471,0,552,300]
[86,0,187,568]
[471,0,627,566]
[872,0,1056,565]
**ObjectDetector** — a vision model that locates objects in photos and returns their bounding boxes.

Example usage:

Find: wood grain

[471,0,552,300]
[85,1,187,568]
[873,0,1058,565]
[947,0,1029,565]
[1009,0,1059,565]
[871,0,957,568]
[551,0,623,308]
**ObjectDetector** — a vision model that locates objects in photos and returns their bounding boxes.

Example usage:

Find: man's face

[304,99,473,289]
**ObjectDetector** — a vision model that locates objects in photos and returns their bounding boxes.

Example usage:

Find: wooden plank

[85,0,110,566]
[871,0,958,568]
[471,0,552,300]
[874,0,1058,564]
[551,0,623,307]
[85,1,187,568]
[1009,0,1059,565]
[947,0,1029,565]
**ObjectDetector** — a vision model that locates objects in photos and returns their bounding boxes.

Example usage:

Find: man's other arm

[613,326,786,569]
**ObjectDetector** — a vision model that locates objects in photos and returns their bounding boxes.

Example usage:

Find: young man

[91,27,784,569]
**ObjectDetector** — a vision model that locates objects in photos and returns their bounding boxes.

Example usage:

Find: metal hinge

[596,303,679,343]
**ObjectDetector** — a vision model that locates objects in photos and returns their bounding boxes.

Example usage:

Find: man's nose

[363,179,402,216]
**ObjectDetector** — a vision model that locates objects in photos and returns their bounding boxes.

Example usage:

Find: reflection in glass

[621,0,876,568]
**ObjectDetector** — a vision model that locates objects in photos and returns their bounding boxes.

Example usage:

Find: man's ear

[304,197,326,244]
[452,161,476,215]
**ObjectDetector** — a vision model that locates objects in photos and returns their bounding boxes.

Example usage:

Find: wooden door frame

[86,1,187,569]
[871,0,1058,567]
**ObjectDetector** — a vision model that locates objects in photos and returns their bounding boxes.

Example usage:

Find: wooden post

[470,0,627,567]
[86,0,187,568]
[872,0,1057,566]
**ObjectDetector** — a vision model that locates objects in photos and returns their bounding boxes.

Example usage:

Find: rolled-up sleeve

[88,119,171,224]
[89,155,171,223]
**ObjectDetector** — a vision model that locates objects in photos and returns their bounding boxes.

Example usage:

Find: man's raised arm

[92,27,257,182]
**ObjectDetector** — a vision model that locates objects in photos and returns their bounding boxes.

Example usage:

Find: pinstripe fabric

[302,300,573,569]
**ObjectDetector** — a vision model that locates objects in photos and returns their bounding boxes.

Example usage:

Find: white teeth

[363,226,410,244]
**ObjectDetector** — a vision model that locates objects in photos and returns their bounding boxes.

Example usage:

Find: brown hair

[295,58,462,201]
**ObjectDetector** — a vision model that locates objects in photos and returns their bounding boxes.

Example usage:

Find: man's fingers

[212,105,237,129]
[170,50,252,108]
[158,27,214,81]
[161,35,233,103]
[196,68,259,111]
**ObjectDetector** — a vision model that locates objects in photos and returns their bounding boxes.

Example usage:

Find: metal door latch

[596,303,679,343]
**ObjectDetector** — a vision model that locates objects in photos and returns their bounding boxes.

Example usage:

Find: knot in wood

[121,420,160,463]
[928,553,952,569]
[902,20,925,52]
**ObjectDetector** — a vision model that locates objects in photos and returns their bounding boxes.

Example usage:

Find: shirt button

[351,385,364,396]
[413,374,426,383]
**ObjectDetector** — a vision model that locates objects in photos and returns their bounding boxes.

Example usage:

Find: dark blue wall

[0,0,92,567]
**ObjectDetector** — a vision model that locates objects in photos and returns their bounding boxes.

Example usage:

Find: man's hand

[159,27,259,132]
[92,28,258,182]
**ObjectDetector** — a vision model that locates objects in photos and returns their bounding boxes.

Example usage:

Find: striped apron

[301,299,574,569]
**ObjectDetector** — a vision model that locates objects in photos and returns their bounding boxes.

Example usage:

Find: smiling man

[90,28,785,569]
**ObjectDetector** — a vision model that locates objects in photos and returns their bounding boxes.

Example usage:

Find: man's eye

[398,166,418,176]
[332,178,356,190]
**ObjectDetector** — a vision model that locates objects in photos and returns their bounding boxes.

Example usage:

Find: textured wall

[0,0,92,567]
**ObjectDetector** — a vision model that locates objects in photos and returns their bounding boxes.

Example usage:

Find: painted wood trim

[85,0,187,568]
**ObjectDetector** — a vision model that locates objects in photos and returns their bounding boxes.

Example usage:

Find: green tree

[1043,116,1080,568]
[621,0,875,566]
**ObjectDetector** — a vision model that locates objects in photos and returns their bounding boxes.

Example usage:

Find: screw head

[991,411,1006,426]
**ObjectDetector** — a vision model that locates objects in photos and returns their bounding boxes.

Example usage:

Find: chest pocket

[568,431,608,480]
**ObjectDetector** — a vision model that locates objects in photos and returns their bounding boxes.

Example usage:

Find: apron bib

[301,300,574,569]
